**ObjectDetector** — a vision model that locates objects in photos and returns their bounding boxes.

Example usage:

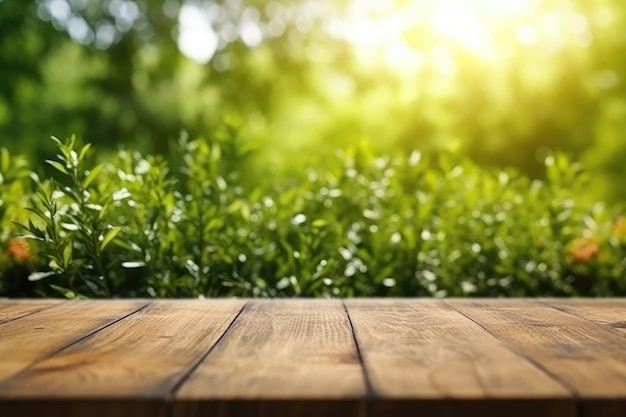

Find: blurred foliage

[1,0,626,202]
[2,136,626,298]
[0,148,36,296]
[2,1,626,297]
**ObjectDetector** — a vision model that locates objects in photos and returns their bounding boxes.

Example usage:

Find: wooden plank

[540,298,626,332]
[346,299,574,417]
[0,299,146,383]
[448,299,626,417]
[0,299,64,324]
[0,300,245,417]
[175,299,366,417]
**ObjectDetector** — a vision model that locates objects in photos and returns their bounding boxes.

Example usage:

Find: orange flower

[6,237,34,264]
[612,217,626,239]
[570,236,600,263]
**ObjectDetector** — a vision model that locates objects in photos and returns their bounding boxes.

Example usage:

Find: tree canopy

[1,0,625,201]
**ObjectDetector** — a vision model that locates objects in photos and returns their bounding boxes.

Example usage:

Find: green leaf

[312,219,328,228]
[28,271,56,282]
[240,203,250,222]
[79,143,92,161]
[205,217,223,231]
[60,222,80,231]
[48,258,61,272]
[50,284,87,299]
[83,164,103,189]
[210,143,221,171]
[46,159,68,175]
[111,238,140,253]
[100,227,121,251]
[27,219,40,235]
[63,243,73,268]
[0,147,9,172]
[25,207,52,223]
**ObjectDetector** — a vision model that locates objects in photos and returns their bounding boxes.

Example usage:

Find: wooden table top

[0,299,625,417]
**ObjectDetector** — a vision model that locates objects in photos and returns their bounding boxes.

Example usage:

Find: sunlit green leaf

[45,160,68,175]
[79,143,92,161]
[100,227,121,251]
[63,243,73,268]
[27,271,56,281]
[83,164,103,189]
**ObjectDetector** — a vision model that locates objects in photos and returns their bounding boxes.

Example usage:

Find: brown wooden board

[540,298,626,333]
[0,299,147,383]
[1,299,626,417]
[448,299,626,417]
[0,300,244,417]
[0,299,64,324]
[175,299,367,417]
[346,298,574,417]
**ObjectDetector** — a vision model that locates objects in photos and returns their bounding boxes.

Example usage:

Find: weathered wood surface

[447,299,626,417]
[0,300,147,383]
[0,299,625,417]
[539,298,626,332]
[0,298,64,324]
[0,300,244,417]
[346,299,573,417]
[176,300,366,417]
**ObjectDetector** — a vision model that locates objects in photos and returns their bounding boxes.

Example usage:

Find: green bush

[2,134,625,298]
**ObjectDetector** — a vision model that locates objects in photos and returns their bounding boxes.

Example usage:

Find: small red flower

[6,238,34,264]
[570,237,600,263]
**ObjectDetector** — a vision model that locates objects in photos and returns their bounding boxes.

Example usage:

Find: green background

[1,0,625,202]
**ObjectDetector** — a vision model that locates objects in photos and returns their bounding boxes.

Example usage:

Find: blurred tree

[0,0,625,200]
[0,0,62,157]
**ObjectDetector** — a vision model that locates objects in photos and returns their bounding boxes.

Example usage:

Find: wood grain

[175,299,366,417]
[0,299,146,383]
[0,299,64,324]
[346,298,573,417]
[448,299,626,417]
[0,300,244,417]
[1,299,626,417]
[540,298,626,332]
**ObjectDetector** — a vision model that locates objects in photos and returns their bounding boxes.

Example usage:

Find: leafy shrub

[3,134,626,298]
[0,148,36,296]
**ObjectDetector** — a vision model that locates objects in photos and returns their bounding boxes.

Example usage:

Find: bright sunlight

[328,0,589,72]
[329,0,539,70]
[177,0,595,75]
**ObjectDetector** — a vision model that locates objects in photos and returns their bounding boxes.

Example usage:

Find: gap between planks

[444,299,583,396]
[165,301,248,417]
[0,299,576,417]
[0,300,246,417]
[347,299,574,417]
[537,298,626,333]
[446,298,626,417]
[0,299,68,325]
[3,299,625,417]
[174,299,367,417]
[342,299,376,417]
[0,300,151,384]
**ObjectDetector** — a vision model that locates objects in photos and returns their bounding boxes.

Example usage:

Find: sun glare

[430,2,489,53]
[175,0,594,75]
[178,3,218,64]
[337,0,538,71]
